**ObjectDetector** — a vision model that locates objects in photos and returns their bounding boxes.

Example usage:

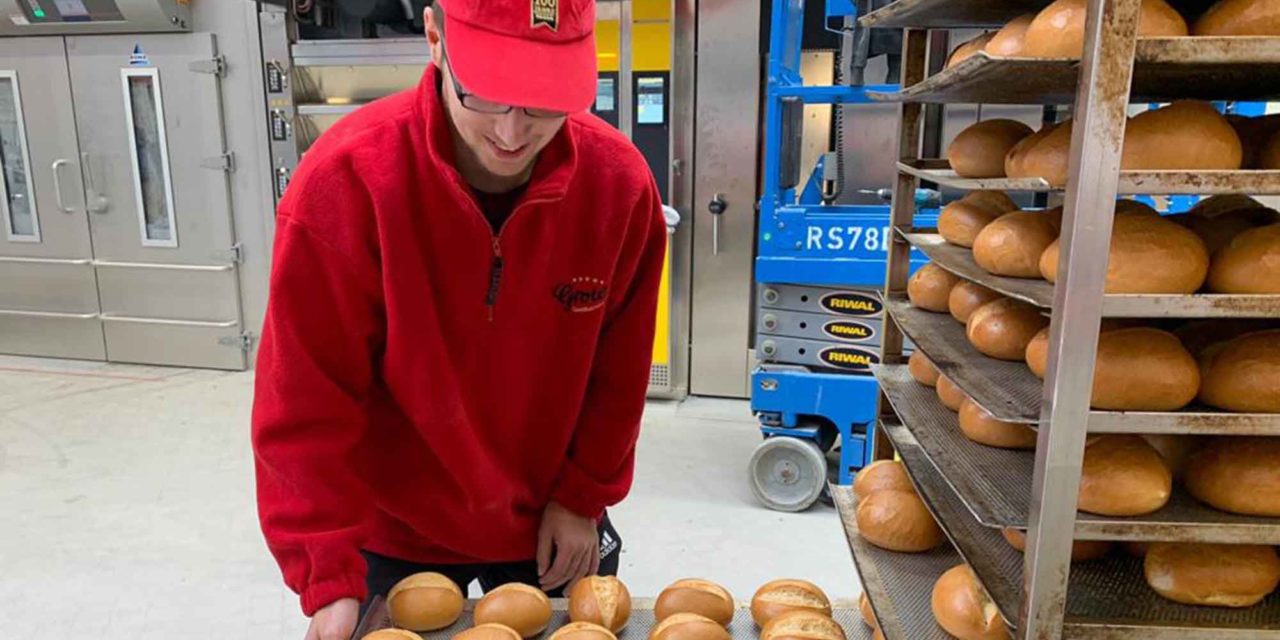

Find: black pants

[360,513,622,619]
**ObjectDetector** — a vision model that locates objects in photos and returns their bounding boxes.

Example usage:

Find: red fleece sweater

[252,65,665,616]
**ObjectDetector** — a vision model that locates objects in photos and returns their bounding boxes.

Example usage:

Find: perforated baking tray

[898,160,1280,196]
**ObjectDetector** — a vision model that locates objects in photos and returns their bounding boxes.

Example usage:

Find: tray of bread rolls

[867,423,1280,637]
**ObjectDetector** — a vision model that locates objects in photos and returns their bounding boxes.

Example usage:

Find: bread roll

[387,572,466,632]
[908,350,941,387]
[550,623,617,640]
[948,120,1034,178]
[1173,210,1270,256]
[1208,223,1280,294]
[1141,434,1198,479]
[871,629,884,640]
[973,211,1060,278]
[949,282,1003,325]
[1189,193,1274,220]
[750,579,832,627]
[655,579,733,627]
[1173,319,1280,357]
[908,263,962,312]
[946,33,996,69]
[1145,543,1280,608]
[760,610,847,640]
[984,14,1036,57]
[931,565,1009,640]
[936,374,969,411]
[364,630,427,640]
[1185,437,1280,516]
[939,200,1003,248]
[964,190,1019,215]
[1197,330,1280,412]
[857,489,945,553]
[1025,327,1049,378]
[1040,211,1210,293]
[475,583,553,638]
[959,398,1037,449]
[1005,121,1072,185]
[858,592,876,629]
[966,298,1049,361]
[1093,328,1200,410]
[570,575,632,632]
[1194,0,1280,36]
[650,613,732,640]
[1078,435,1173,516]
[1023,0,1188,58]
[999,527,1113,561]
[458,625,527,640]
[1122,101,1243,172]
[853,460,914,499]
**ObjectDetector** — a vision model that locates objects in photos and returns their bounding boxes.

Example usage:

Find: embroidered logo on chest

[553,277,608,313]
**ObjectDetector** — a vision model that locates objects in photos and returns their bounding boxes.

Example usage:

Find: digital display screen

[636,77,665,125]
[595,78,615,113]
[55,0,90,18]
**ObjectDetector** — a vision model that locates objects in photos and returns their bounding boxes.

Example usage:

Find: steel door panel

[0,260,97,313]
[0,315,105,360]
[95,266,239,323]
[102,323,244,370]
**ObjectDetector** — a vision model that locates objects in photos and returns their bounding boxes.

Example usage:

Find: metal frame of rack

[847,0,1280,638]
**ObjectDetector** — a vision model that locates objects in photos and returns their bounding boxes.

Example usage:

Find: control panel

[0,0,191,35]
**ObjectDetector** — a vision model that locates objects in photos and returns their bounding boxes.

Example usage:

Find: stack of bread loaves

[853,460,946,553]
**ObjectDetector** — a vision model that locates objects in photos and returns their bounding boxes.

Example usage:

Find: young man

[251,0,666,637]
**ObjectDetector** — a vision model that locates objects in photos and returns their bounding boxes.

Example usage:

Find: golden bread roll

[364,630,428,640]
[1005,121,1072,184]
[948,120,1035,178]
[908,263,962,312]
[1025,327,1049,378]
[750,579,832,627]
[1197,330,1280,412]
[930,565,1010,640]
[1185,436,1280,516]
[1078,435,1173,516]
[1173,319,1280,357]
[908,350,941,387]
[1023,0,1188,58]
[1140,434,1199,479]
[569,575,632,632]
[853,460,914,500]
[1092,328,1200,410]
[655,579,733,627]
[1114,199,1159,216]
[871,629,885,640]
[936,374,969,411]
[1207,223,1280,294]
[984,14,1036,56]
[1144,543,1280,608]
[458,625,527,640]
[550,623,618,640]
[1122,101,1243,172]
[475,583,554,638]
[939,200,1003,248]
[973,210,1060,278]
[999,527,1113,562]
[1040,211,1210,293]
[966,298,1049,361]
[1194,0,1280,36]
[387,572,466,632]
[1172,211,1268,256]
[760,610,846,640]
[964,190,1018,215]
[958,398,1037,449]
[949,282,1003,325]
[650,613,732,640]
[856,489,945,553]
[945,33,996,69]
[858,592,876,629]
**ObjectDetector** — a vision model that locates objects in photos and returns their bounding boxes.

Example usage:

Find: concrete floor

[0,355,858,638]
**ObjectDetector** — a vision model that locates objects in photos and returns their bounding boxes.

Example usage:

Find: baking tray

[858,0,1052,28]
[831,484,959,640]
[898,159,1280,196]
[352,595,874,640]
[902,231,1280,319]
[868,39,1280,104]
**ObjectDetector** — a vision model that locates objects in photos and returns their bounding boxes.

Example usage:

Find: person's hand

[537,501,600,590]
[305,597,359,640]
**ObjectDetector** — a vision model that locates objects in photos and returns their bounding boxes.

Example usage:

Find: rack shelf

[868,39,1280,104]
[881,418,1280,638]
[296,103,367,116]
[898,160,1280,195]
[902,232,1280,319]
[858,0,1051,28]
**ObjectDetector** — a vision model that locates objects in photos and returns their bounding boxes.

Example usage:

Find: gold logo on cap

[532,0,558,31]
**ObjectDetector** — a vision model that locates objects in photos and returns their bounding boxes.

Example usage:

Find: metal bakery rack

[835,0,1280,638]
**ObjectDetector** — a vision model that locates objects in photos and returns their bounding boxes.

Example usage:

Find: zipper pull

[485,238,504,322]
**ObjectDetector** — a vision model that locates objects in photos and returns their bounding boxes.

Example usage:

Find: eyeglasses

[438,23,567,119]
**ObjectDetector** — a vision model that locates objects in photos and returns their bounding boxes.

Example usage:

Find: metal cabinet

[0,33,246,369]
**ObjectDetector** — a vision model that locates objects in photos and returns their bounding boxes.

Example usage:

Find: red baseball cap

[437,0,598,114]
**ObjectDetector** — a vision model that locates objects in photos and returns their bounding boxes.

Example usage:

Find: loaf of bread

[1024,327,1049,378]
[387,572,466,632]
[1185,436,1280,516]
[856,489,945,553]
[475,583,554,638]
[959,398,1037,449]
[973,210,1060,278]
[1227,115,1280,169]
[1144,543,1280,608]
[908,350,941,387]
[984,14,1036,57]
[1023,0,1188,58]
[1173,319,1280,357]
[760,610,847,640]
[908,263,962,312]
[458,625,528,640]
[570,576,632,631]
[364,630,429,640]
[966,298,1050,361]
[1093,328,1200,410]
[550,622,618,640]
[650,613,732,640]
[949,120,1035,178]
[858,593,876,629]
[1141,434,1198,479]
[1194,0,1280,36]
[1005,121,1073,186]
[655,579,733,627]
[1122,101,1244,171]
[751,579,832,627]
[931,565,1010,640]
[936,374,969,411]
[1078,435,1173,516]
[1197,330,1280,412]
[946,33,996,69]
[1039,211,1210,293]
[1208,224,1280,294]
[938,191,1019,248]
[853,460,914,499]
[1000,527,1113,561]
[949,282,1003,325]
